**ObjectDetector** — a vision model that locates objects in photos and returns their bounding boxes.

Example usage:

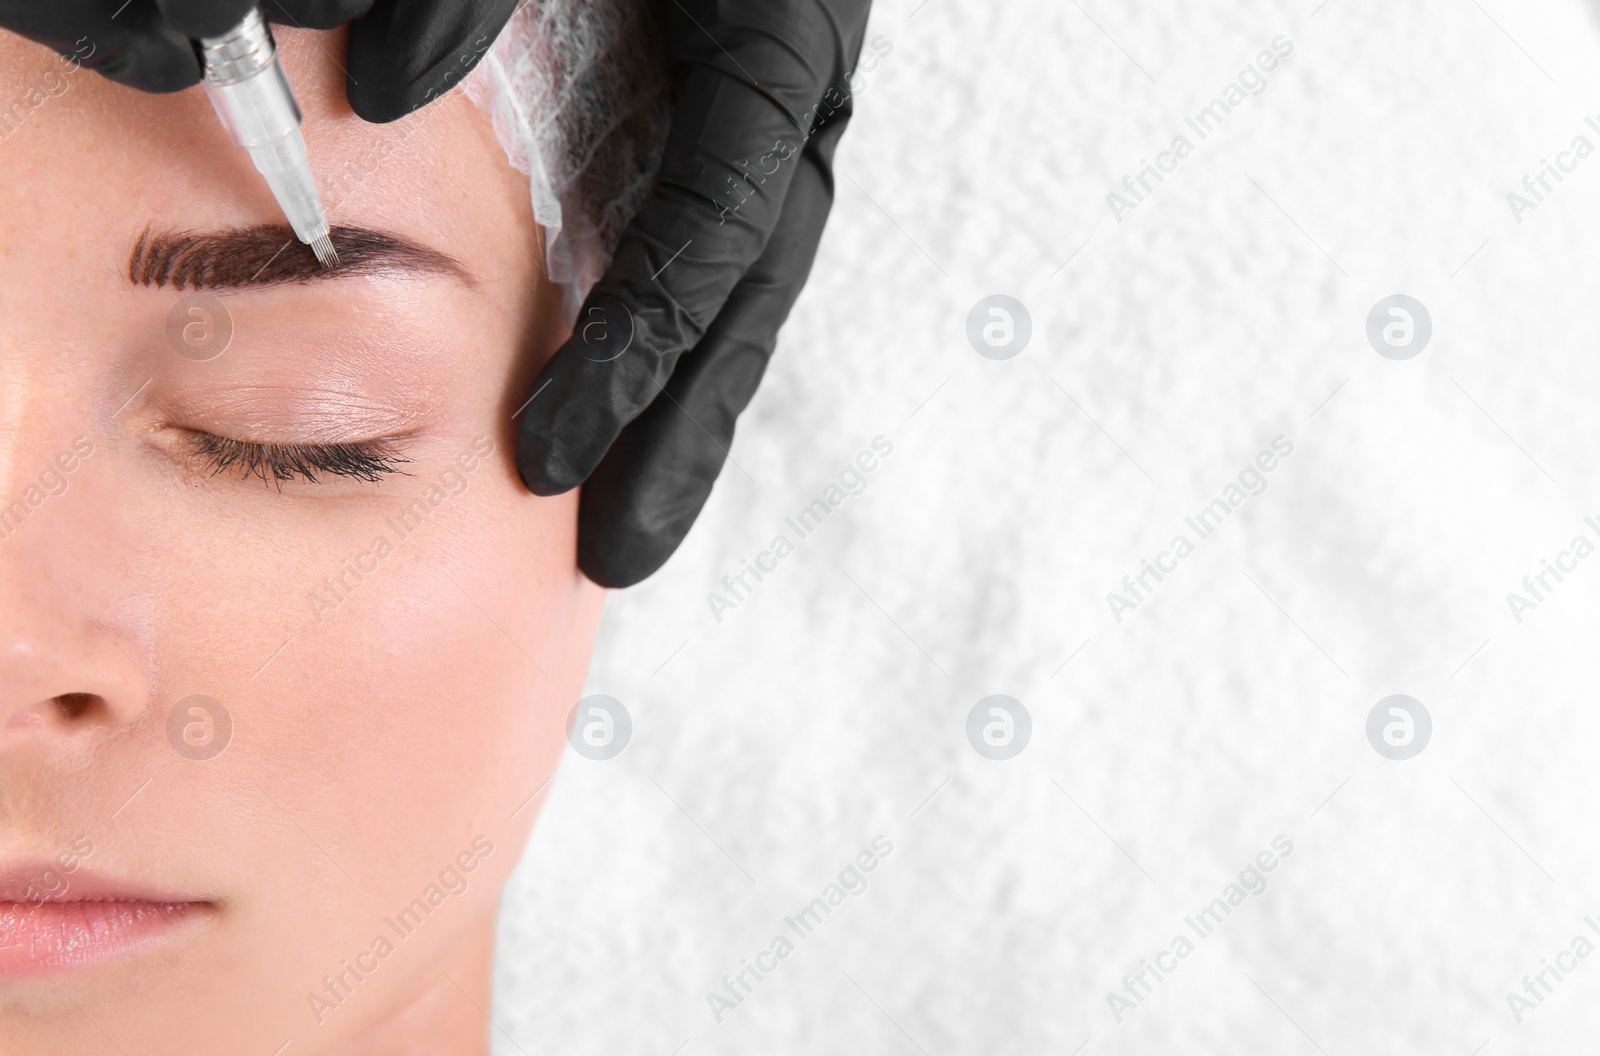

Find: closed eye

[188,432,412,486]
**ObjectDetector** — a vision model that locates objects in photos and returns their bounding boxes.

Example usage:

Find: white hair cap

[463,0,671,324]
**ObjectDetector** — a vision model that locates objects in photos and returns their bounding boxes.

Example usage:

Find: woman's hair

[464,0,671,322]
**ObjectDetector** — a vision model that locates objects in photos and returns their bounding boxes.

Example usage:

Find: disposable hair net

[463,0,671,325]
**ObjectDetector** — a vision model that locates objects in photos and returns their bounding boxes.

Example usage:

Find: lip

[0,863,210,977]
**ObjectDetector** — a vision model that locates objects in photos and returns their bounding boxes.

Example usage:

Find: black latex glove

[518,0,874,587]
[0,0,875,588]
[0,0,516,121]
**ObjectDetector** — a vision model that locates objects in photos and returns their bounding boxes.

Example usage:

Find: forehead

[0,26,535,295]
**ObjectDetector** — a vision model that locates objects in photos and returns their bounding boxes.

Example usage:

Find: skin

[0,24,604,1056]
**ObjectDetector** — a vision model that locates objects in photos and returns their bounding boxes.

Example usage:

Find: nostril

[54,692,97,719]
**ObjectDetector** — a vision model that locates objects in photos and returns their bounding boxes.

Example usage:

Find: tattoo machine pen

[196,8,337,268]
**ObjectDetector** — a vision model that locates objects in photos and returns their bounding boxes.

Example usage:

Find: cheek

[115,457,595,1021]
[235,472,590,860]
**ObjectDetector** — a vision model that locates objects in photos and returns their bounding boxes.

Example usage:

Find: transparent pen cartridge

[198,8,337,268]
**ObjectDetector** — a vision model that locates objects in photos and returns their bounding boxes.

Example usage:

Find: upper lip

[0,863,203,905]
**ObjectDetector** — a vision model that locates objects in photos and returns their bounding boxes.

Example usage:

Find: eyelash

[189,432,411,486]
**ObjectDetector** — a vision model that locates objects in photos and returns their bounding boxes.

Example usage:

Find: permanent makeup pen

[196,7,338,268]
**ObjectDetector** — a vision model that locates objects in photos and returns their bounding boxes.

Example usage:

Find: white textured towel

[497,1,1600,1052]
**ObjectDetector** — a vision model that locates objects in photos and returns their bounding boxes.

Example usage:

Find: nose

[0,458,152,736]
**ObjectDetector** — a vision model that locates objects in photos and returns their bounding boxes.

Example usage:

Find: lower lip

[0,900,203,976]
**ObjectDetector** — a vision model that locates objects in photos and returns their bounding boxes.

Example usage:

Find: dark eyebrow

[128,224,473,291]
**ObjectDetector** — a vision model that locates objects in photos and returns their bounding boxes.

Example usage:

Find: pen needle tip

[310,233,339,270]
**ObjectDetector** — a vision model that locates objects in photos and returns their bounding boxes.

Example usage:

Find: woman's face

[0,25,604,1055]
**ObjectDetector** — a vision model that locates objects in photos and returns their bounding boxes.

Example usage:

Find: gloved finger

[577,139,840,588]
[661,0,872,138]
[150,0,260,39]
[0,0,200,93]
[262,0,375,31]
[157,0,377,38]
[516,63,806,497]
[516,0,870,498]
[343,0,518,122]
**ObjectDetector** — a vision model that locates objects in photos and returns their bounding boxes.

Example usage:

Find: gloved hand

[518,0,874,587]
[0,0,875,589]
[0,0,516,121]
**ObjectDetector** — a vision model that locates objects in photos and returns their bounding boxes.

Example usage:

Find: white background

[497,1,1600,1052]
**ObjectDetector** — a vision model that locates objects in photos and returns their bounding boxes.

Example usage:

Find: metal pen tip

[310,233,338,270]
